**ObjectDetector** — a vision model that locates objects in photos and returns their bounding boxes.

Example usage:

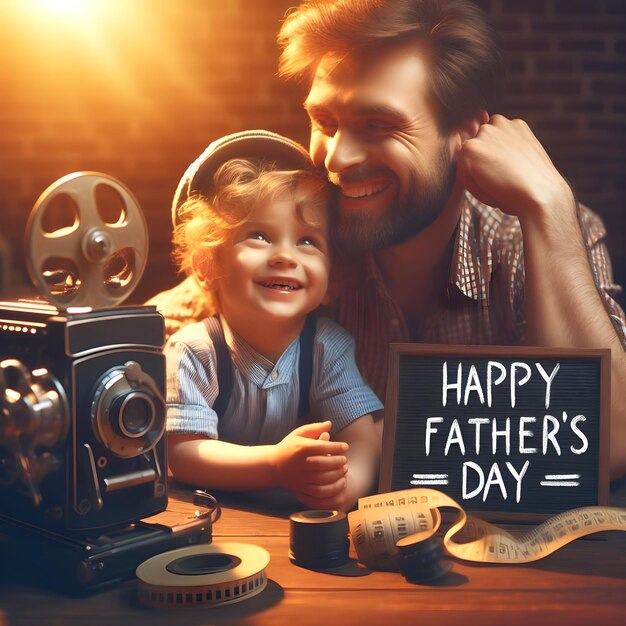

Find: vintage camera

[0,172,167,535]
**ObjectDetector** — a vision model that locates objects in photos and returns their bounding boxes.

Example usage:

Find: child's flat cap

[171,130,314,227]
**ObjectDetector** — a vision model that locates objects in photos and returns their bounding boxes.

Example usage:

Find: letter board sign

[379,345,610,518]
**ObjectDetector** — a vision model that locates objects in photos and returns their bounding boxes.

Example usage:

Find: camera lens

[91,362,165,458]
[118,392,155,438]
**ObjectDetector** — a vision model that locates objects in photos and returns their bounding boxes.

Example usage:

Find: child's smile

[217,191,330,332]
[256,277,304,292]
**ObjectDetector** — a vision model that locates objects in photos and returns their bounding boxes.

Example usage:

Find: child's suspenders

[206,315,316,420]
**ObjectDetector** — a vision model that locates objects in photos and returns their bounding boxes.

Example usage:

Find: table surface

[1,482,625,626]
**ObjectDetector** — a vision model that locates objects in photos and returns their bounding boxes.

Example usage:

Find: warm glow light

[40,0,88,16]
[5,388,21,403]
[8,0,203,126]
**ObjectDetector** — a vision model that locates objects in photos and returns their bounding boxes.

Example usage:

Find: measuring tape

[348,488,626,571]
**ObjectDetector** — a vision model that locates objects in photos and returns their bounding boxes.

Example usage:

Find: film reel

[136,542,270,608]
[25,172,149,310]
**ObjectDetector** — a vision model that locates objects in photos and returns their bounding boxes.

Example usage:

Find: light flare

[39,0,89,17]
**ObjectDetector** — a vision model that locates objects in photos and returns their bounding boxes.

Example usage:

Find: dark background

[0,0,624,306]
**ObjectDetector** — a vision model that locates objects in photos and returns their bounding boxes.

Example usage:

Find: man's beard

[332,145,456,252]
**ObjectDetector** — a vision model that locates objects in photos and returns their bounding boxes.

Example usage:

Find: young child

[165,130,382,512]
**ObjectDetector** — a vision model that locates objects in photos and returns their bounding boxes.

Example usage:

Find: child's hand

[270,421,349,507]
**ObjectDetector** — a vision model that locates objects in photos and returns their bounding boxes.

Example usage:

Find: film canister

[289,510,350,570]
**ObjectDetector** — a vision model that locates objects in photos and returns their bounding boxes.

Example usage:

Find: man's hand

[269,421,349,507]
[456,115,626,480]
[456,113,576,226]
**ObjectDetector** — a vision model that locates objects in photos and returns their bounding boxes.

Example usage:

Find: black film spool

[289,510,349,570]
[397,536,452,583]
[166,553,241,576]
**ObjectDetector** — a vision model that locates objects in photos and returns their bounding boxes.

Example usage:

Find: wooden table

[1,482,625,626]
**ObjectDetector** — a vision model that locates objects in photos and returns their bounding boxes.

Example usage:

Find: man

[275,0,626,478]
[153,0,626,478]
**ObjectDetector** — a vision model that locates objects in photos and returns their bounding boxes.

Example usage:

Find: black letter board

[380,345,610,520]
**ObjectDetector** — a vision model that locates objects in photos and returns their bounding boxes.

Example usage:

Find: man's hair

[278,0,503,132]
[173,158,329,300]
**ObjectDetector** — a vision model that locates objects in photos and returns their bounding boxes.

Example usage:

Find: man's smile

[333,176,398,215]
[340,180,392,198]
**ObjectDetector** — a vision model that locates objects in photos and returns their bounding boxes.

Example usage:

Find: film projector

[0,172,212,592]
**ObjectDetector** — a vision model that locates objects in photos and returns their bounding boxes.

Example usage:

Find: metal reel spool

[25,172,149,310]
[0,359,70,506]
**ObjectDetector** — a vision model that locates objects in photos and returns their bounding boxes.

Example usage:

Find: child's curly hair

[172,158,330,303]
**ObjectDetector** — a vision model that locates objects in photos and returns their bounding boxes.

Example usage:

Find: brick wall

[477,0,626,307]
[0,0,624,306]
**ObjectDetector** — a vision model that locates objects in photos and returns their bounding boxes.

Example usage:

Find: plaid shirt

[330,192,626,402]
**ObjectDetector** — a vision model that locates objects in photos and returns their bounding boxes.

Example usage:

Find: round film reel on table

[25,172,149,310]
[136,543,270,608]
